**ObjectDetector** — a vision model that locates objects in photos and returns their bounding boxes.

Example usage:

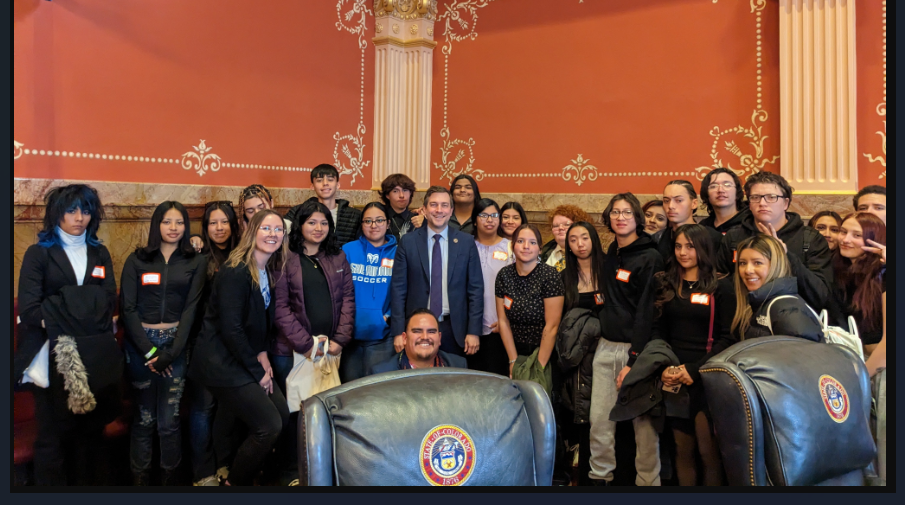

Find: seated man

[369,308,466,374]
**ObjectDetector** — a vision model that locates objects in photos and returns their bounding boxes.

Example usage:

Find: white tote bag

[285,335,342,413]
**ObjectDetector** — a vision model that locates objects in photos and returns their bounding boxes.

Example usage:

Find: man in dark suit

[389,186,483,358]
[369,309,467,374]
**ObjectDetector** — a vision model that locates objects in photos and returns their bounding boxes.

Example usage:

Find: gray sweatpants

[588,338,661,485]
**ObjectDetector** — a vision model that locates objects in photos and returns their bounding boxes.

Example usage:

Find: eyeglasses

[609,210,634,218]
[708,182,735,190]
[748,194,785,203]
[362,218,387,226]
[551,222,573,230]
[258,225,285,235]
[477,212,499,220]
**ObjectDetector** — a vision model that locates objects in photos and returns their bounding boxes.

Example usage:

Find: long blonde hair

[226,209,288,288]
[731,234,792,338]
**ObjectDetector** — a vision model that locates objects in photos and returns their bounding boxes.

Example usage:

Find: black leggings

[208,382,289,486]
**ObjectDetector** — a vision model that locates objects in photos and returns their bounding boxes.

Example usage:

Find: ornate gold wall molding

[695,0,778,182]
[433,0,495,184]
[862,0,886,179]
[334,0,374,184]
[779,0,858,193]
[374,0,438,21]
[14,140,313,174]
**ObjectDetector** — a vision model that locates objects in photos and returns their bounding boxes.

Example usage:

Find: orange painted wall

[429,0,782,194]
[13,0,374,189]
[856,0,887,185]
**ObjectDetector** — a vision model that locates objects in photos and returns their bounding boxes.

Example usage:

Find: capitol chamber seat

[298,368,556,486]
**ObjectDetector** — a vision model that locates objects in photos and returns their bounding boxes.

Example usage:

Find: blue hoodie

[342,234,398,341]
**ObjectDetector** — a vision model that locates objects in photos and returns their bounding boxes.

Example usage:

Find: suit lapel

[48,245,78,285]
[415,226,430,281]
[85,245,99,283]
[446,229,462,282]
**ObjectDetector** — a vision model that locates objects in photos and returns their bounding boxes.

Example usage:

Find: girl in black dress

[652,224,736,486]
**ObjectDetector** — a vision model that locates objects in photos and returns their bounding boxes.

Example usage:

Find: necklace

[685,278,698,289]
[303,254,319,269]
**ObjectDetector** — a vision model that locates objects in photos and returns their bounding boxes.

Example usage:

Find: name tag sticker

[492,251,509,261]
[690,293,710,305]
[381,258,394,268]
[732,250,737,263]
[503,296,513,310]
[595,293,605,305]
[616,269,631,283]
[91,266,105,278]
[142,273,160,285]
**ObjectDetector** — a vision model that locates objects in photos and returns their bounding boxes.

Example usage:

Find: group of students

[15,164,887,487]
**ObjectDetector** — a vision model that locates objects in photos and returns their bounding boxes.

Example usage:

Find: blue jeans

[187,375,217,480]
[339,337,397,382]
[125,327,186,475]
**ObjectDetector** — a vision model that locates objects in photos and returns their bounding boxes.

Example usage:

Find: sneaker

[133,472,150,486]
[288,479,299,486]
[216,466,229,485]
[194,475,219,487]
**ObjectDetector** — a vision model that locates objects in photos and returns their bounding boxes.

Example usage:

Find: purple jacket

[271,250,355,356]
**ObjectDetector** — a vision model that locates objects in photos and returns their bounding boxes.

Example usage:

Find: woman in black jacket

[16,184,117,486]
[558,221,606,486]
[731,234,822,341]
[120,201,207,485]
[652,224,736,486]
[187,200,240,486]
[188,209,290,486]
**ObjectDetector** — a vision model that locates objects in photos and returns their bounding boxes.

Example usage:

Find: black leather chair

[702,336,876,486]
[298,369,555,486]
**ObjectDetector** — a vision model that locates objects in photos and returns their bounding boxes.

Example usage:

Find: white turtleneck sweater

[58,226,88,286]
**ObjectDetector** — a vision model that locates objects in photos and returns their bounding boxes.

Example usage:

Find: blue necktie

[430,234,443,318]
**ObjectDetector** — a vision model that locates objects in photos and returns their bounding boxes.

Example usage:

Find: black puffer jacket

[719,211,833,310]
[741,277,823,342]
[556,308,599,424]
[287,197,363,247]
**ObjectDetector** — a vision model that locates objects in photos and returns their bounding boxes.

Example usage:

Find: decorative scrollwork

[14,140,23,160]
[712,0,769,12]
[374,0,438,21]
[333,122,370,184]
[695,109,779,180]
[336,0,373,50]
[561,154,599,187]
[181,140,222,177]
[433,127,484,183]
[437,0,495,55]
[863,118,886,179]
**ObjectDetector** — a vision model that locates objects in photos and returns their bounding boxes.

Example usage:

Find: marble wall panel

[13,223,38,295]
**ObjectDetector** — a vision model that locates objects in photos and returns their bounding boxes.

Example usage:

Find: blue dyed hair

[38,184,105,247]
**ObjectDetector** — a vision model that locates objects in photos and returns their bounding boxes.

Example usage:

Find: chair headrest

[705,336,876,485]
[310,369,542,486]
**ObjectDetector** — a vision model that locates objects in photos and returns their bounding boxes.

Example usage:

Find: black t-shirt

[496,263,565,347]
[300,254,334,338]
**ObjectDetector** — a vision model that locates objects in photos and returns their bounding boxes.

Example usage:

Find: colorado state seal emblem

[818,374,850,423]
[420,425,476,486]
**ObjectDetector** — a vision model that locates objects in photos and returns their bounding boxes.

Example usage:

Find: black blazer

[188,263,275,388]
[16,243,117,382]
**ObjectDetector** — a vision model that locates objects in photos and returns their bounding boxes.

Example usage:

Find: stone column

[779,0,858,193]
[372,0,438,190]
